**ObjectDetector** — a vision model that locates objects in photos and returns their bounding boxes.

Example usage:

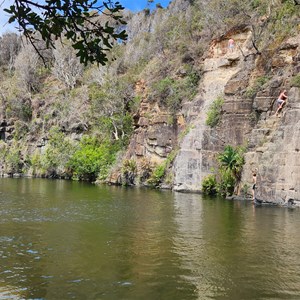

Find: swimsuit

[277,98,284,105]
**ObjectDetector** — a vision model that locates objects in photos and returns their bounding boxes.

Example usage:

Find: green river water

[0,178,300,300]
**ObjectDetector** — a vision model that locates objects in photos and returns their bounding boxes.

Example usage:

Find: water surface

[0,178,300,299]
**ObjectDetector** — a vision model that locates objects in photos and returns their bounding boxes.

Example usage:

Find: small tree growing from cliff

[202,145,245,197]
[206,96,224,128]
[217,145,245,196]
[90,75,134,142]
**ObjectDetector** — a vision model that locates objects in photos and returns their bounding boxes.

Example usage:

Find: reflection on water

[0,178,300,299]
[173,193,300,299]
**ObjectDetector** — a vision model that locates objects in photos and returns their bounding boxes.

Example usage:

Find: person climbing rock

[275,89,288,116]
[228,38,235,53]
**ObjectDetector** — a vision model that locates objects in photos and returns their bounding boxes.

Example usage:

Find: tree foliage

[202,145,245,197]
[68,136,119,181]
[217,145,245,196]
[218,145,245,182]
[4,0,127,65]
[202,174,218,195]
[89,75,134,141]
[206,96,224,128]
[39,126,75,177]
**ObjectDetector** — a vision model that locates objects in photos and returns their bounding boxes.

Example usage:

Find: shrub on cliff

[13,120,29,140]
[202,145,245,197]
[218,145,244,178]
[89,75,135,142]
[68,137,120,181]
[0,32,21,71]
[216,168,236,197]
[4,142,21,174]
[40,126,75,177]
[206,96,224,128]
[5,97,32,122]
[291,75,300,87]
[0,141,7,162]
[147,164,166,187]
[150,68,200,114]
[217,145,245,196]
[31,126,75,178]
[202,174,217,195]
[245,76,269,99]
[147,149,177,187]
[121,159,137,186]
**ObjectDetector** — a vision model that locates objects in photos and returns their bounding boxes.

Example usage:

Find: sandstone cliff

[122,14,300,204]
[243,35,300,204]
[0,0,299,205]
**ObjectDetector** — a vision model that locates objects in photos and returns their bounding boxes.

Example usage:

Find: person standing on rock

[252,169,257,202]
[275,89,288,116]
[228,38,235,53]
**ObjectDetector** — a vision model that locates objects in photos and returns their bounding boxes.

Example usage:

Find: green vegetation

[68,137,120,181]
[202,145,245,197]
[0,141,7,161]
[32,126,75,177]
[122,159,137,174]
[5,97,32,121]
[291,75,300,87]
[241,183,250,199]
[250,0,268,15]
[150,67,200,114]
[30,150,42,176]
[121,159,137,186]
[13,121,29,140]
[147,149,177,187]
[0,0,299,187]
[206,96,224,128]
[217,145,245,196]
[147,164,166,187]
[202,174,218,195]
[28,131,122,181]
[4,0,127,65]
[5,143,21,174]
[89,76,135,143]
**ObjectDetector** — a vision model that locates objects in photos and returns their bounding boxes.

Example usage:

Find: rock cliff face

[241,36,300,204]
[1,1,300,205]
[126,26,300,204]
[173,29,254,192]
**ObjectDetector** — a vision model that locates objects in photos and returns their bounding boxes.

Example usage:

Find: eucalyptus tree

[90,74,134,142]
[52,41,83,89]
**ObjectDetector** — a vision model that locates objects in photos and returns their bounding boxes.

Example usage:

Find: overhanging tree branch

[4,0,127,65]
